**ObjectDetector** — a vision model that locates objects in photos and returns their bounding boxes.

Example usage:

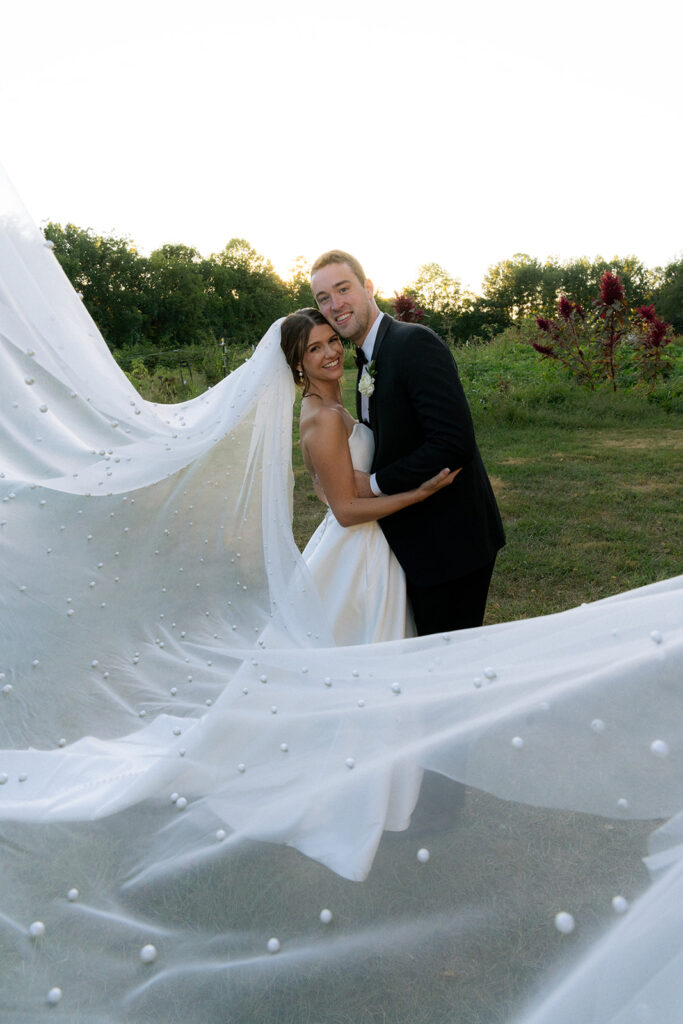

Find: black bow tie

[354,348,368,370]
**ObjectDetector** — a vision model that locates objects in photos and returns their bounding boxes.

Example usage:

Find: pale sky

[2,0,681,296]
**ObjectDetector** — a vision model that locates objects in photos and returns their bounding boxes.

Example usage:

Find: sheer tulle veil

[1,166,682,1023]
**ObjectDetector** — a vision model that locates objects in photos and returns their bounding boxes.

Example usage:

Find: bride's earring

[297,370,304,382]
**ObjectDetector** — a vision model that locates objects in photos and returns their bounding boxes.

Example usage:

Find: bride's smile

[300,323,345,388]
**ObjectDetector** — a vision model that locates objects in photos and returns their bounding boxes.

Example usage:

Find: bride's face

[300,324,344,385]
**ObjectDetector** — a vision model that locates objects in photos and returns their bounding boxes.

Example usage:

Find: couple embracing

[280,250,505,644]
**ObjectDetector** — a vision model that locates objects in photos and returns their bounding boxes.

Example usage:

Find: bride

[280,306,456,645]
[1,168,683,1024]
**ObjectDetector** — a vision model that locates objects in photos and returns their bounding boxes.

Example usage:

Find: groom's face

[312,263,376,346]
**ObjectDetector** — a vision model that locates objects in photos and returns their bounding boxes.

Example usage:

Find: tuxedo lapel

[372,314,391,365]
[367,315,391,432]
[355,316,392,428]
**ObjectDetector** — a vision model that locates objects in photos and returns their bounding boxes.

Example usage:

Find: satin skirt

[303,510,415,646]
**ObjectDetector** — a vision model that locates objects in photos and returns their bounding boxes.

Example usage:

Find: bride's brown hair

[280,307,332,397]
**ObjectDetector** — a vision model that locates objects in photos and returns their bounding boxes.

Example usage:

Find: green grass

[459,334,682,620]
[289,334,682,624]
[122,331,681,621]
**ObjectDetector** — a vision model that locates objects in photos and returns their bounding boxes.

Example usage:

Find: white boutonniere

[358,361,376,398]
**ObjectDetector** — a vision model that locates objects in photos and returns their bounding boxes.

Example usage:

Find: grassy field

[127,330,681,620]
[289,333,682,623]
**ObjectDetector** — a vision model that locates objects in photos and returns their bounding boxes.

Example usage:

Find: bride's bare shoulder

[299,401,348,441]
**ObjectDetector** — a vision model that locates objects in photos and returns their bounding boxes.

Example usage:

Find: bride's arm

[302,409,457,528]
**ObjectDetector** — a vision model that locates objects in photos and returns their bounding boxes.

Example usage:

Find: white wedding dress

[2,166,683,1024]
[303,422,415,645]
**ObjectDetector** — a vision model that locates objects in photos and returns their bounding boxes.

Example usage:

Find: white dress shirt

[357,312,384,496]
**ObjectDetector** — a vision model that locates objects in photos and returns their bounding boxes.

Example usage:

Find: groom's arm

[375,327,476,496]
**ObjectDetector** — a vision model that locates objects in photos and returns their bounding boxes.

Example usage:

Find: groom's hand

[312,474,328,505]
[354,471,374,498]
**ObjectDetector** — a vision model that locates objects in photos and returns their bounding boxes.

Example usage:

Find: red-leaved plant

[632,304,673,389]
[532,272,672,392]
[392,292,424,323]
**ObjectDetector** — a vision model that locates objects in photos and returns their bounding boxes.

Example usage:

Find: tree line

[43,223,315,355]
[404,254,683,341]
[43,222,682,356]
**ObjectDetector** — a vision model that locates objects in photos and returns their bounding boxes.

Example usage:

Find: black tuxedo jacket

[356,315,504,587]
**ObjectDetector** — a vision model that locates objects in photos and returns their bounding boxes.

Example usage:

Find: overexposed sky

[2,0,681,295]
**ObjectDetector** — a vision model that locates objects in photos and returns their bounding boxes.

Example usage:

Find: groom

[311,250,505,636]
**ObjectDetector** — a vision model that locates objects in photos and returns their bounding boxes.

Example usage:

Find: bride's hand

[416,467,460,500]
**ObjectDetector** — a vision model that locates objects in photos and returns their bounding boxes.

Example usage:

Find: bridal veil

[1,167,682,1023]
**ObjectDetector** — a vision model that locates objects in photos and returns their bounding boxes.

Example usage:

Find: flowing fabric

[1,167,683,1023]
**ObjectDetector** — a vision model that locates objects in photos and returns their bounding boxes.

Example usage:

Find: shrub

[532,272,674,392]
[392,292,424,323]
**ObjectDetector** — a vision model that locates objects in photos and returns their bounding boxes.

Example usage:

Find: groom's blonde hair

[311,250,366,286]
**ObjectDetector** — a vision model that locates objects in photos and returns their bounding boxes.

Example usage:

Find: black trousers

[406,558,496,636]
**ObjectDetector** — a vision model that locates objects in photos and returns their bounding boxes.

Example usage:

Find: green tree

[405,262,462,337]
[145,244,209,348]
[482,254,657,327]
[207,239,291,343]
[606,255,655,308]
[480,254,547,322]
[452,292,506,341]
[558,255,655,311]
[538,258,564,314]
[558,258,595,310]
[287,256,315,309]
[654,257,683,333]
[43,222,145,350]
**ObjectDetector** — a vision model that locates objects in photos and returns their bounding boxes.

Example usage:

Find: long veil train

[1,167,682,1023]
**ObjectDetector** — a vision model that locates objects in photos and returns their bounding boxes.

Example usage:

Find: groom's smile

[311,262,379,346]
